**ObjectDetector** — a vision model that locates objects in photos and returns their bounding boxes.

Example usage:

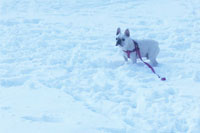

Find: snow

[0,0,200,132]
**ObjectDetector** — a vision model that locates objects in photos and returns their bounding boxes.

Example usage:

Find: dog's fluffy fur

[116,28,159,66]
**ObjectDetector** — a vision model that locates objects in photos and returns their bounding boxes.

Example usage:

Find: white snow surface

[0,0,200,132]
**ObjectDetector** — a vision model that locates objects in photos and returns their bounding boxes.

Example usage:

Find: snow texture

[0,0,200,132]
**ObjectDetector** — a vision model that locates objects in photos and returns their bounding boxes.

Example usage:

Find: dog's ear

[125,29,130,37]
[116,27,121,35]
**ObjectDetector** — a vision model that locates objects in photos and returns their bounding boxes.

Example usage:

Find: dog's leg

[146,54,149,59]
[150,60,158,67]
[130,53,137,64]
[149,44,159,67]
[123,56,128,62]
[149,50,159,66]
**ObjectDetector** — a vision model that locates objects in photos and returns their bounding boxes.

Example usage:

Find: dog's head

[115,28,130,47]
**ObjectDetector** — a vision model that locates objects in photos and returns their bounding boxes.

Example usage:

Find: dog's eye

[116,38,118,40]
[122,38,125,41]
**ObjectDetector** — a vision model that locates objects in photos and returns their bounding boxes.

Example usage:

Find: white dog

[116,28,160,66]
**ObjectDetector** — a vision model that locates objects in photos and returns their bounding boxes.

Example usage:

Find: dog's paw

[150,61,158,67]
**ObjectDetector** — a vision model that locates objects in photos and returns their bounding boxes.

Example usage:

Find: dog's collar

[123,40,139,58]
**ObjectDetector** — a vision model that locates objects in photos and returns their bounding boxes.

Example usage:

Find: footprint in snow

[98,127,126,133]
[22,115,62,123]
[0,76,29,88]
[194,71,200,82]
[23,19,40,24]
[0,106,11,110]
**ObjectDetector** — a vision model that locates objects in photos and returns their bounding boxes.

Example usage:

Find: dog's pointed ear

[125,29,130,37]
[116,27,121,35]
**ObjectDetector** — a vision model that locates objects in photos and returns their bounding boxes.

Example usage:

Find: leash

[133,40,166,81]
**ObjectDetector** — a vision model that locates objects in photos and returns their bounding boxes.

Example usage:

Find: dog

[116,28,159,66]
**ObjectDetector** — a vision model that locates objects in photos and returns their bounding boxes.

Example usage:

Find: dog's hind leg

[149,51,159,66]
[149,47,159,67]
[146,53,149,59]
[150,60,158,67]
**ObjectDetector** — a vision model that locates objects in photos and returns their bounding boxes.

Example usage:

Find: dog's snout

[116,39,121,46]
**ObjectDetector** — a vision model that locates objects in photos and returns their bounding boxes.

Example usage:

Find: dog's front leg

[122,52,128,62]
[123,55,128,62]
[130,53,137,64]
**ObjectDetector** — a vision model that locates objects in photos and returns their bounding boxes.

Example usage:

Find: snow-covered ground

[0,0,200,132]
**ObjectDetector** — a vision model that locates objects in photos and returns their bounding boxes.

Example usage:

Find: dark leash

[124,40,166,81]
